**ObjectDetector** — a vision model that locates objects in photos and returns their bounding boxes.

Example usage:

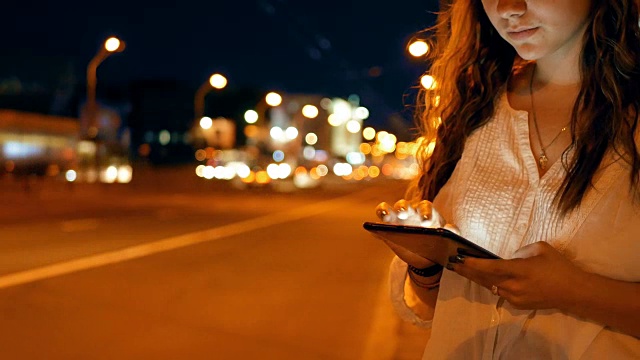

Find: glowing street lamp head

[104,37,124,52]
[265,92,282,107]
[209,73,227,89]
[408,40,429,57]
[301,104,319,119]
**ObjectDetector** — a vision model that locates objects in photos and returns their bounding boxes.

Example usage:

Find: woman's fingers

[393,199,415,221]
[376,199,445,227]
[375,202,394,222]
[416,200,434,221]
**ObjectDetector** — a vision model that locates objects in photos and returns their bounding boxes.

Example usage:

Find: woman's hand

[375,199,448,269]
[448,241,587,310]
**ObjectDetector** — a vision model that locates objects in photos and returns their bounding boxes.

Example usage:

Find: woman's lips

[507,27,539,41]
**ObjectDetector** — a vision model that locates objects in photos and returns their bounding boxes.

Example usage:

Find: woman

[378,0,640,358]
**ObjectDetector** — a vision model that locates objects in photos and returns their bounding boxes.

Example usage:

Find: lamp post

[255,91,282,142]
[194,73,227,122]
[254,91,282,125]
[85,36,125,139]
[192,73,227,150]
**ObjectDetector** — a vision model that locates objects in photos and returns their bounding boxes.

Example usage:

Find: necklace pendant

[538,154,548,170]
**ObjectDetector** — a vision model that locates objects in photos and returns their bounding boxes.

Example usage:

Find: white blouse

[389,93,640,359]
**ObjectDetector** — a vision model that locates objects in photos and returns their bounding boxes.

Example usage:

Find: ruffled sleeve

[389,256,433,329]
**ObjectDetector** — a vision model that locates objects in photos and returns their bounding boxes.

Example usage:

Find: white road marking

[0,191,369,289]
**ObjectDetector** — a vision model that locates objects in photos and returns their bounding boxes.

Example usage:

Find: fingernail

[456,255,466,264]
[448,255,465,264]
[446,263,455,271]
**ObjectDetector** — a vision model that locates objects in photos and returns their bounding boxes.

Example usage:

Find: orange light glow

[205,147,216,159]
[382,163,394,176]
[138,143,151,157]
[309,167,321,180]
[359,143,372,154]
[241,171,256,184]
[194,149,206,161]
[368,166,381,178]
[244,125,258,138]
[255,170,271,184]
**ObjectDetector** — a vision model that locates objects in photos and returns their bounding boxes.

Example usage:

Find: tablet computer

[363,222,500,266]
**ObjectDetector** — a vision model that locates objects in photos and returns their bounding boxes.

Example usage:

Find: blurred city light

[332,99,351,124]
[270,127,285,142]
[265,92,283,106]
[346,120,361,134]
[199,116,213,129]
[244,125,258,138]
[303,146,316,160]
[186,92,424,190]
[285,126,298,140]
[117,165,133,183]
[255,170,271,184]
[333,163,353,177]
[354,107,369,120]
[305,133,318,145]
[209,73,228,89]
[104,37,124,52]
[363,127,376,140]
[327,114,341,127]
[408,40,429,57]
[102,166,118,183]
[159,130,171,145]
[316,164,329,177]
[65,170,77,182]
[346,152,365,165]
[421,75,437,90]
[244,110,258,124]
[302,105,319,119]
[273,150,285,162]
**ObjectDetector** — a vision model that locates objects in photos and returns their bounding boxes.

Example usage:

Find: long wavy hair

[409,0,640,215]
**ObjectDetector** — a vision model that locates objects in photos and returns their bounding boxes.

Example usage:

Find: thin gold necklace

[529,65,570,170]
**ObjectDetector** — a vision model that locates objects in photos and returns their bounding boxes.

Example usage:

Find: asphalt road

[0,166,429,360]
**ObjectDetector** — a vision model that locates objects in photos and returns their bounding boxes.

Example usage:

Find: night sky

[3,0,440,127]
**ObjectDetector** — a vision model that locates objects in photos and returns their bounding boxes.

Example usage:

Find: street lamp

[253,91,282,125]
[194,73,227,121]
[85,36,125,139]
[408,39,429,58]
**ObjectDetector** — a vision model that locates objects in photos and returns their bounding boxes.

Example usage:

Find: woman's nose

[496,0,527,18]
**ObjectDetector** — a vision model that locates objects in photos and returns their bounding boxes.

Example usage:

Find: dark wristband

[408,263,443,277]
